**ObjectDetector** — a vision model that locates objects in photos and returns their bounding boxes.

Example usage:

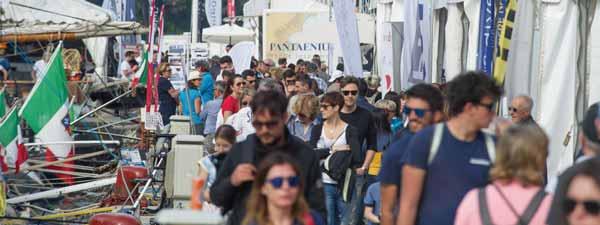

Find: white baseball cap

[188,71,201,81]
[329,70,344,83]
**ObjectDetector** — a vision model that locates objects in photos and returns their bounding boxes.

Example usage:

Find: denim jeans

[324,183,346,225]
[342,173,377,225]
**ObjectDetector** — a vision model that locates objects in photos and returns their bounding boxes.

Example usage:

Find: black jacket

[309,123,363,169]
[210,128,326,225]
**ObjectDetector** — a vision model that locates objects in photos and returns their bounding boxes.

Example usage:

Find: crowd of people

[149,52,600,225]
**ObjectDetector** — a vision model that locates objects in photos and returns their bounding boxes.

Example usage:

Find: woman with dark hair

[365,108,392,177]
[309,92,361,225]
[198,125,236,205]
[242,152,324,225]
[157,62,179,125]
[221,75,245,123]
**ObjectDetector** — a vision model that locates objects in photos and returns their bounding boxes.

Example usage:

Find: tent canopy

[0,0,146,42]
[202,24,255,44]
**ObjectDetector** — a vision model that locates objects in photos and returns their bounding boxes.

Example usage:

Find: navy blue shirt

[404,124,494,225]
[378,132,414,187]
[364,182,382,225]
[158,76,177,124]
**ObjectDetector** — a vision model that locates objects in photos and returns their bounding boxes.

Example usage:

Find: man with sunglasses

[338,76,378,225]
[509,95,537,125]
[547,102,600,225]
[210,90,325,225]
[242,69,258,90]
[398,71,502,225]
[378,84,444,225]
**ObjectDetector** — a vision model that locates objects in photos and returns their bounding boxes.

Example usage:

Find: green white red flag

[19,43,74,184]
[130,46,148,88]
[0,87,6,117]
[0,107,28,173]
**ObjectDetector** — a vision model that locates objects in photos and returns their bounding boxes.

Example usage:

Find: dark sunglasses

[252,120,279,129]
[476,102,495,111]
[247,80,256,84]
[508,106,518,113]
[564,198,600,215]
[241,101,250,106]
[267,176,300,189]
[342,90,358,96]
[235,82,246,87]
[298,113,309,119]
[320,104,332,109]
[403,106,429,118]
[286,79,296,85]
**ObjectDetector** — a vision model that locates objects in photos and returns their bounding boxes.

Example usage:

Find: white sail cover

[0,0,144,36]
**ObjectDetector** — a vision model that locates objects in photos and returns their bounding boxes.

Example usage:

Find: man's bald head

[510,95,534,123]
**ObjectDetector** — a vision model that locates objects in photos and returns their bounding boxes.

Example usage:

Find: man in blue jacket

[195,60,214,104]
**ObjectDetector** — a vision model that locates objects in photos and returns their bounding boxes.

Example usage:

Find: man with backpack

[378,84,445,225]
[397,71,503,225]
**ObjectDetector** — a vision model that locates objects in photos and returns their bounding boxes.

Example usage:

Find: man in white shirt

[31,51,51,82]
[119,51,138,81]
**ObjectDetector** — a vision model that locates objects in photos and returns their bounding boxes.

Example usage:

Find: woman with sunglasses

[179,71,203,134]
[309,92,361,225]
[221,75,245,123]
[454,125,552,225]
[157,62,179,125]
[288,94,321,143]
[556,158,600,225]
[243,152,325,225]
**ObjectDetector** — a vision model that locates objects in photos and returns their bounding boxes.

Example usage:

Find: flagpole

[70,89,133,125]
[145,0,157,113]
[154,5,165,113]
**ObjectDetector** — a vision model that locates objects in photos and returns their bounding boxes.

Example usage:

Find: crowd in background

[127,50,600,225]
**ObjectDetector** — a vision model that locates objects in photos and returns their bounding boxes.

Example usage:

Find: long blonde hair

[490,124,549,186]
[242,153,310,225]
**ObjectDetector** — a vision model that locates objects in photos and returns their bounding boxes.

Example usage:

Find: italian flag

[130,46,148,88]
[0,107,28,173]
[19,44,74,185]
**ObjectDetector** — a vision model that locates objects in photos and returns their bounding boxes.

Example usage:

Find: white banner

[376,3,394,94]
[332,0,363,77]
[205,0,222,27]
[402,0,432,87]
[590,1,600,106]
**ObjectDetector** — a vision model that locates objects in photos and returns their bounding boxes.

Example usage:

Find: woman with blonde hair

[243,152,324,225]
[157,62,179,125]
[454,125,553,225]
[288,94,321,142]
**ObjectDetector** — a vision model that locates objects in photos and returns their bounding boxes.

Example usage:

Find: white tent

[0,0,146,42]
[202,24,256,44]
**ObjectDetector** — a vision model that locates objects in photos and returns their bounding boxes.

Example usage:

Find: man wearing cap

[547,102,600,225]
[196,60,214,104]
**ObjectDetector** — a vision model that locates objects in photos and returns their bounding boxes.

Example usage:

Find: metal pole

[191,0,199,43]
[24,140,120,146]
[70,89,133,125]
[84,116,140,132]
[72,130,141,141]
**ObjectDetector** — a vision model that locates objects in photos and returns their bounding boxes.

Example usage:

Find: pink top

[454,181,552,225]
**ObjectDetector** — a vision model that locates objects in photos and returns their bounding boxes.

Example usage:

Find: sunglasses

[476,102,495,112]
[342,90,358,96]
[286,79,296,85]
[564,198,600,215]
[247,80,256,85]
[241,101,250,106]
[320,104,332,109]
[235,82,246,87]
[508,106,518,113]
[267,176,300,189]
[403,106,429,118]
[298,113,309,120]
[252,120,279,129]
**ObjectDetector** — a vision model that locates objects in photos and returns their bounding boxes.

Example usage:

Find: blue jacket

[199,72,214,104]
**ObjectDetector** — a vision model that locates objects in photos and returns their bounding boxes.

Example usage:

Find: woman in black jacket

[309,92,361,225]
